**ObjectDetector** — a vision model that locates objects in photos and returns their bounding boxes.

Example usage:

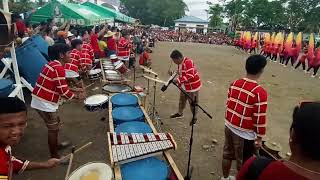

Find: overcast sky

[183,0,220,20]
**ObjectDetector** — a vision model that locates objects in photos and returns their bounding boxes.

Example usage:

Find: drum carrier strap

[245,156,274,180]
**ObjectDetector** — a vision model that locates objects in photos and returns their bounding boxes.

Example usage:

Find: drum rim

[65,70,80,78]
[84,94,109,105]
[68,162,112,180]
[102,84,132,93]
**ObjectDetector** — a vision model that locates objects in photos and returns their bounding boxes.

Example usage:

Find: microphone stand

[171,81,212,180]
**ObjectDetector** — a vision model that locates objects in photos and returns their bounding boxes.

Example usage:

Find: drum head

[105,70,118,75]
[106,75,122,81]
[65,70,79,78]
[84,94,108,105]
[68,162,112,180]
[89,69,102,75]
[103,84,132,93]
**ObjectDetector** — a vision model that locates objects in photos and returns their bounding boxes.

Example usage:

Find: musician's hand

[168,70,173,76]
[254,137,262,150]
[44,158,61,168]
[173,79,178,84]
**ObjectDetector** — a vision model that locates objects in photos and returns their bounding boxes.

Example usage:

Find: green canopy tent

[31,0,113,26]
[82,1,135,24]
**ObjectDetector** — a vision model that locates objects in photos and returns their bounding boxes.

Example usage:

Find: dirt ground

[14,42,320,180]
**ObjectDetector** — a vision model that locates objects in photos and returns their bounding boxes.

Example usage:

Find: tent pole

[3,0,9,13]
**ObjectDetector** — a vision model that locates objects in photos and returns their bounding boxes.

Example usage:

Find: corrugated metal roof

[174,16,208,24]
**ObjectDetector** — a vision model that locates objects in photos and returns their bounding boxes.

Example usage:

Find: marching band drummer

[0,98,61,180]
[169,50,202,125]
[31,43,84,160]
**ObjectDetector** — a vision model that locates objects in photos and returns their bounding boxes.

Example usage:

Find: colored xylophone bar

[108,132,177,165]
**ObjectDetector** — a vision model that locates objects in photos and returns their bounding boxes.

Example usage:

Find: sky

[183,0,220,21]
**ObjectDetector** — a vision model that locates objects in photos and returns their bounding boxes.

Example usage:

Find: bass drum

[102,84,132,93]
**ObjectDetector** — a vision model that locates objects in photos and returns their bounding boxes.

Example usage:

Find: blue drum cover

[112,107,144,125]
[0,79,14,97]
[16,42,47,87]
[121,157,169,180]
[111,93,138,107]
[115,122,152,134]
[29,35,49,56]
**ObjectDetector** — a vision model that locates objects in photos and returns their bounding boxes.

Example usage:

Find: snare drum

[65,69,80,79]
[114,61,128,74]
[106,74,122,81]
[102,84,132,93]
[68,162,113,180]
[103,65,115,70]
[88,69,102,80]
[84,94,109,112]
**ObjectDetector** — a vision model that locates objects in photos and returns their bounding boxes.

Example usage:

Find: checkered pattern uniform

[176,57,202,92]
[0,146,29,178]
[81,43,94,60]
[117,37,132,58]
[80,52,93,69]
[64,62,79,73]
[32,60,74,104]
[225,78,268,137]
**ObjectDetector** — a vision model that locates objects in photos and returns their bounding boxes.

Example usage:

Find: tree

[120,0,187,26]
[208,4,223,28]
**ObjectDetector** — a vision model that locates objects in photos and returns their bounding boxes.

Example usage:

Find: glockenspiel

[107,132,177,166]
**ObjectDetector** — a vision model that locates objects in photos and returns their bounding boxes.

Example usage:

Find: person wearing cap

[105,31,117,57]
[66,31,74,47]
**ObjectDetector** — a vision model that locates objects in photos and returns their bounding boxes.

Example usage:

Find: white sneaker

[311,75,316,78]
[304,70,307,74]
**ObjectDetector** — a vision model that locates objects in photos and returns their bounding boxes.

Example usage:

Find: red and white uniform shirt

[0,146,29,179]
[176,57,201,92]
[81,43,94,61]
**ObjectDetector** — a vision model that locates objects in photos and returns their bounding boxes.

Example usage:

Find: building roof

[174,16,208,24]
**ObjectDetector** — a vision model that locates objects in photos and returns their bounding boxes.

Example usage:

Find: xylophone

[107,132,177,166]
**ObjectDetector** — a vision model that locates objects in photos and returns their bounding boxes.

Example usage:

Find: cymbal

[140,65,158,76]
[143,75,166,84]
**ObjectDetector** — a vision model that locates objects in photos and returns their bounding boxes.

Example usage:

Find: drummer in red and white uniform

[65,39,83,73]
[81,32,94,72]
[0,98,61,180]
[117,30,132,67]
[31,43,84,159]
[169,50,201,125]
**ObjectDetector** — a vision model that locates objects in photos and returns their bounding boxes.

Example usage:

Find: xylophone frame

[107,93,184,180]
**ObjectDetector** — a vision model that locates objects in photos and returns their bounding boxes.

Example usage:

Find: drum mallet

[65,146,75,180]
[61,142,93,161]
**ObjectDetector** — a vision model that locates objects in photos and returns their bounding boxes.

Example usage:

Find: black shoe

[170,113,184,119]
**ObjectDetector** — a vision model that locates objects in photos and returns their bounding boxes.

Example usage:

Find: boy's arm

[26,158,61,170]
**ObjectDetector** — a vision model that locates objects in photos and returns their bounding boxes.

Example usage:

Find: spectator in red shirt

[139,47,152,67]
[169,50,202,125]
[31,43,84,159]
[237,101,320,180]
[0,98,61,179]
[15,16,26,38]
[222,55,267,180]
[90,25,107,59]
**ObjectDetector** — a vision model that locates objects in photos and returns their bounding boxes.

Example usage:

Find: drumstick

[65,146,75,180]
[60,142,93,161]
